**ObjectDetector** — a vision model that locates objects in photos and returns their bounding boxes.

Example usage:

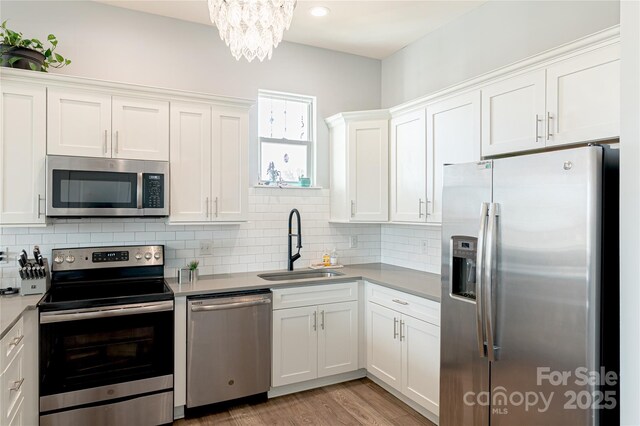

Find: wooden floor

[176,378,436,426]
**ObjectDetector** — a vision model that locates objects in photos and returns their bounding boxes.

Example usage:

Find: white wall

[0,188,381,287]
[381,0,620,107]
[0,0,381,187]
[619,1,640,424]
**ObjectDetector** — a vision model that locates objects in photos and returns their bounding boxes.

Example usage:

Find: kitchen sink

[258,270,345,281]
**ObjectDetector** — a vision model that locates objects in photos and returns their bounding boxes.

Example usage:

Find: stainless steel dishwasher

[187,290,272,408]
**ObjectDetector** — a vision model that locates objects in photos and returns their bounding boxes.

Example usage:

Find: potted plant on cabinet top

[0,20,71,72]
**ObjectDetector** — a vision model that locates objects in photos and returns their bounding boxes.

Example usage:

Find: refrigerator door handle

[475,202,489,358]
[485,202,499,362]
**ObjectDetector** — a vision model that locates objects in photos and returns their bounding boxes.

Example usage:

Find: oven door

[46,155,168,217]
[39,301,174,414]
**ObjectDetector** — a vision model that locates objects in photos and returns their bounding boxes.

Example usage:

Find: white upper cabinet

[169,103,248,223]
[48,88,169,161]
[169,102,212,222]
[47,87,111,158]
[0,82,46,226]
[426,91,481,223]
[481,70,546,157]
[327,111,389,223]
[112,96,169,161]
[390,110,427,223]
[546,43,620,146]
[212,107,248,221]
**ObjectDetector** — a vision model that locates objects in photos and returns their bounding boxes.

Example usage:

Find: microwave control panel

[143,174,165,209]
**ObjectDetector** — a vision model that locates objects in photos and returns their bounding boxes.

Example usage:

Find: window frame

[258,89,316,185]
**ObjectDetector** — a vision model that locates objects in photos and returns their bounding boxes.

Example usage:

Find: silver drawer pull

[9,378,24,392]
[9,335,24,348]
[392,299,409,305]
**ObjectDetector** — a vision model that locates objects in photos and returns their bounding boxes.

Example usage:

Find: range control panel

[51,245,164,271]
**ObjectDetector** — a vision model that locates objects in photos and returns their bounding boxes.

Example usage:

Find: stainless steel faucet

[288,208,302,271]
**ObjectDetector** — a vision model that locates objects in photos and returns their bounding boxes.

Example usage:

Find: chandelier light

[208,0,297,62]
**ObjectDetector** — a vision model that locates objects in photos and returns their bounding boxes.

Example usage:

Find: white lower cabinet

[366,283,440,416]
[272,283,359,388]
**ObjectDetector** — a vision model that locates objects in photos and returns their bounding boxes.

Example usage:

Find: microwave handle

[137,172,143,209]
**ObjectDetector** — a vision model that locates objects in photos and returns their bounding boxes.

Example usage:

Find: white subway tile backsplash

[380,224,442,274]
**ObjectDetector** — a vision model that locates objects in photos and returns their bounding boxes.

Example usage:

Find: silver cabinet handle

[484,203,499,362]
[104,130,108,154]
[393,317,398,339]
[313,311,317,331]
[547,112,553,140]
[400,320,405,341]
[215,197,219,217]
[8,334,24,348]
[535,114,542,141]
[392,299,408,306]
[206,197,209,218]
[320,310,325,330]
[476,202,489,358]
[9,378,24,392]
[37,194,44,219]
[114,130,119,154]
[350,200,355,217]
[418,198,425,218]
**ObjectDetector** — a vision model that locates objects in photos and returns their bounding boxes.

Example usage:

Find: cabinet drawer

[1,344,24,424]
[366,283,440,326]
[0,318,24,374]
[272,282,358,310]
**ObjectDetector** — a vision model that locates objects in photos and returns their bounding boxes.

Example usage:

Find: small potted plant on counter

[0,20,71,71]
[187,260,200,282]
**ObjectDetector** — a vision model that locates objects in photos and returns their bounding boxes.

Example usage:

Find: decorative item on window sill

[299,175,311,187]
[207,0,297,62]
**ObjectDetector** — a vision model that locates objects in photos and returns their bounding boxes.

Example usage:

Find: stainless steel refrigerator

[440,145,619,426]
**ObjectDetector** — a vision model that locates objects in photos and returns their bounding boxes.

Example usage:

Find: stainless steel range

[38,245,174,426]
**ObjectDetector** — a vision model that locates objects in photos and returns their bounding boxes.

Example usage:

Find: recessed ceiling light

[309,6,330,17]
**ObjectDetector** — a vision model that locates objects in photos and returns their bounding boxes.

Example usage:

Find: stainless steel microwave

[46,156,169,217]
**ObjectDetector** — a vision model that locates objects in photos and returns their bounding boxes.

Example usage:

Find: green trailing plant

[187,260,200,271]
[0,20,71,71]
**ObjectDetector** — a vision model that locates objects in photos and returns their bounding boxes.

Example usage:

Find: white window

[258,90,315,185]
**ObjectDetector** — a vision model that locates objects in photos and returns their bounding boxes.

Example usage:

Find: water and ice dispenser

[451,236,478,300]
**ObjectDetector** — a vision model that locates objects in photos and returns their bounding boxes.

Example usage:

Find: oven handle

[40,301,173,324]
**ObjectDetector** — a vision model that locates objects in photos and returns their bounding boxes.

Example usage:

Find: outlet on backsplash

[199,241,213,256]
[420,240,428,255]
[349,236,358,249]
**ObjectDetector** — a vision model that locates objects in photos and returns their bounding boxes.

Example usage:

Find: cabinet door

[401,315,440,415]
[427,91,481,223]
[0,82,46,225]
[348,120,389,222]
[47,87,111,158]
[546,43,620,147]
[481,70,546,157]
[272,306,318,387]
[318,301,358,378]
[112,96,169,161]
[169,102,212,223]
[211,106,248,221]
[366,302,401,389]
[390,110,427,223]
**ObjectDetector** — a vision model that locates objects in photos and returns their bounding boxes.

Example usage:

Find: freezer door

[440,161,492,426]
[489,146,603,426]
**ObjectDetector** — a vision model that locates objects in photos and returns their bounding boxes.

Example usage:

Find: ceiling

[95,0,488,59]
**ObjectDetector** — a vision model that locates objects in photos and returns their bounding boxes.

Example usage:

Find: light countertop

[168,263,441,302]
[0,293,43,340]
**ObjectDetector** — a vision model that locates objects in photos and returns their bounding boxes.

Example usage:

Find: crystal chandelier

[208,0,297,62]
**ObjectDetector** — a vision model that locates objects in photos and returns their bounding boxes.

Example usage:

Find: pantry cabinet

[0,81,46,226]
[272,283,359,387]
[366,283,440,416]
[169,102,248,223]
[327,111,389,223]
[482,42,620,157]
[47,88,169,161]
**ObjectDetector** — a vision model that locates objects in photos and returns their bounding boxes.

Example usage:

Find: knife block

[19,258,51,296]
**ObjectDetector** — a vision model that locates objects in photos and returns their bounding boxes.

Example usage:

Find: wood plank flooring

[176,378,436,426]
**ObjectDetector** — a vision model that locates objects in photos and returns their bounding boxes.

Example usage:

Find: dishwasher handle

[190,297,271,312]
